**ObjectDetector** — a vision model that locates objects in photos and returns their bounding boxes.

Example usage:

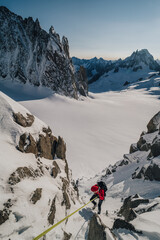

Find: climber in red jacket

[90,181,107,214]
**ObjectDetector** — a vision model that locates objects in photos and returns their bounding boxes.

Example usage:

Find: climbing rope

[33,196,98,240]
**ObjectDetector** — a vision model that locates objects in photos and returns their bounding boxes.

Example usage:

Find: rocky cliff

[0,6,88,98]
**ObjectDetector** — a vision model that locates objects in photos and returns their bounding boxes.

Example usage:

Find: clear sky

[1,0,160,59]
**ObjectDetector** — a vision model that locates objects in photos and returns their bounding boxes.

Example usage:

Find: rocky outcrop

[129,143,138,153]
[30,188,42,204]
[8,166,43,185]
[129,111,160,155]
[150,137,160,157]
[48,197,56,225]
[147,111,160,133]
[18,133,38,155]
[75,66,88,96]
[37,133,57,160]
[52,161,61,178]
[0,6,88,99]
[63,231,72,240]
[0,209,10,225]
[0,199,12,225]
[62,36,70,59]
[13,112,34,127]
[87,214,106,240]
[113,219,140,233]
[55,137,66,160]
[133,164,160,181]
[17,128,66,160]
[119,194,149,222]
[137,136,151,151]
[61,178,71,210]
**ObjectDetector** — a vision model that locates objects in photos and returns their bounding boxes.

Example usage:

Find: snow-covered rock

[0,6,88,99]
[147,111,160,133]
[0,91,79,239]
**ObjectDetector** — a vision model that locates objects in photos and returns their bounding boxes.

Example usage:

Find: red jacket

[91,184,105,200]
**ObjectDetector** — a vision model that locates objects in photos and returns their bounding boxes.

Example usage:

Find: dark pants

[90,194,103,213]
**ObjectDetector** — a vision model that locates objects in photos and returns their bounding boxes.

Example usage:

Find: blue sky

[1,0,160,59]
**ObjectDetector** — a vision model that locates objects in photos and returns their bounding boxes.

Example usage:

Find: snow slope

[78,115,160,239]
[21,89,160,179]
[0,91,80,240]
[89,69,160,94]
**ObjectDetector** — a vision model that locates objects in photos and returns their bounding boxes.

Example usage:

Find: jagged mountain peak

[123,48,159,70]
[129,48,153,61]
[0,7,88,99]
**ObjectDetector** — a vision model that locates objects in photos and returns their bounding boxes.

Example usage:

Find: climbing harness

[33,196,98,240]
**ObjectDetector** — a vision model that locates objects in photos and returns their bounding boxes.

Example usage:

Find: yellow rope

[33,196,98,240]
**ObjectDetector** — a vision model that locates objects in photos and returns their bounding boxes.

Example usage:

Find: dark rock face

[71,180,79,198]
[30,188,42,204]
[61,178,71,209]
[0,7,87,98]
[0,209,10,225]
[13,112,34,127]
[64,159,69,180]
[0,199,12,225]
[118,159,129,167]
[144,164,160,181]
[150,137,160,157]
[8,166,43,185]
[48,197,56,225]
[87,214,106,240]
[113,219,139,233]
[17,128,66,160]
[129,143,138,153]
[52,161,61,178]
[37,134,57,160]
[105,168,112,175]
[147,111,160,133]
[18,133,38,155]
[55,136,66,160]
[62,36,70,59]
[133,163,160,181]
[137,136,151,151]
[119,195,149,222]
[63,231,72,240]
[75,66,88,96]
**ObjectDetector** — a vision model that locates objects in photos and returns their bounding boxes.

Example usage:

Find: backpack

[97,181,107,196]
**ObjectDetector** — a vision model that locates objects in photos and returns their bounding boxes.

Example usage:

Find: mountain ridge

[0,6,88,99]
[73,49,160,93]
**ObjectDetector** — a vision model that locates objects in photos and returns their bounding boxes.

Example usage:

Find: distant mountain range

[72,49,160,93]
[0,6,160,99]
[0,6,88,99]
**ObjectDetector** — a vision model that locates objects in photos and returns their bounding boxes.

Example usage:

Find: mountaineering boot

[98,210,101,214]
[92,203,97,210]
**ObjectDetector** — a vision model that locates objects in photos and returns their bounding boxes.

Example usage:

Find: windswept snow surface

[21,89,160,179]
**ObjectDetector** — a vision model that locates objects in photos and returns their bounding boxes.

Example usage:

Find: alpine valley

[0,6,160,240]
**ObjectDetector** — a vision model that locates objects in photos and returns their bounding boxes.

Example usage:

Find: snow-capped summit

[73,49,160,93]
[122,49,160,71]
[0,7,88,99]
